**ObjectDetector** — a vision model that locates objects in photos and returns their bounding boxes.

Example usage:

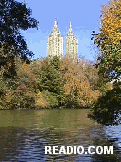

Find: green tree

[38,56,65,107]
[93,32,121,80]
[0,0,38,77]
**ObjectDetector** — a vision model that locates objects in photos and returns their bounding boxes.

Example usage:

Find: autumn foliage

[93,0,121,79]
[89,0,121,125]
[100,0,121,45]
[0,56,100,109]
[60,57,100,107]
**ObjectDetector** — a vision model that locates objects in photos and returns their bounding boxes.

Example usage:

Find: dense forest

[0,0,121,126]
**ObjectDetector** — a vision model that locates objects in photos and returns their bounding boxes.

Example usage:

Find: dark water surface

[0,109,120,162]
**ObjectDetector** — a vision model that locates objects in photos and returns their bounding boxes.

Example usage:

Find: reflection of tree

[0,127,47,161]
[91,132,119,161]
[0,110,120,161]
[0,127,26,161]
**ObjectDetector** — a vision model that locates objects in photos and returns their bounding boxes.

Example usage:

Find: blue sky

[18,0,110,61]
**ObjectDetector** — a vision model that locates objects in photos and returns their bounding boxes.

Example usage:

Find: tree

[37,56,65,107]
[89,0,121,125]
[92,0,121,80]
[60,57,100,108]
[93,33,121,80]
[88,85,121,125]
[0,0,38,77]
[100,0,121,45]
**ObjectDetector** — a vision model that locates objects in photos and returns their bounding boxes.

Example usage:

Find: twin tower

[47,20,78,61]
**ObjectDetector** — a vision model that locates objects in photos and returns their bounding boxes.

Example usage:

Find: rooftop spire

[54,18,58,28]
[69,22,72,32]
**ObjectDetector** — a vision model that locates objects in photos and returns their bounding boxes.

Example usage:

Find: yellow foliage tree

[60,58,100,107]
[100,0,121,44]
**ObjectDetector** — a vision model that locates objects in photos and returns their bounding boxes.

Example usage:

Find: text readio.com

[45,146,113,155]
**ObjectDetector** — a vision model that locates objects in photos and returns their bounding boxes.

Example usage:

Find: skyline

[18,0,110,61]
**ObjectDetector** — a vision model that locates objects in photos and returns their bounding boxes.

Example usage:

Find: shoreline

[0,106,90,110]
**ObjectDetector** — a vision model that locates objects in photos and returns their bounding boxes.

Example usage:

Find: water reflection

[106,125,121,160]
[0,109,120,161]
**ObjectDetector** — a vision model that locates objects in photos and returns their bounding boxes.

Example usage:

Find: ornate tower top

[67,22,74,36]
[50,18,61,35]
[69,22,72,32]
[54,18,58,28]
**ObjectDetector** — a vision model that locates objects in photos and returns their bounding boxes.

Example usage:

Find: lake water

[0,109,121,161]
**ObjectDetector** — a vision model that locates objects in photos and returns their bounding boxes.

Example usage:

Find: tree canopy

[92,0,121,80]
[0,0,38,77]
[89,0,121,125]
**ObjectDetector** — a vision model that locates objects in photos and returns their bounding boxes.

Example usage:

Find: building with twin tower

[47,19,78,61]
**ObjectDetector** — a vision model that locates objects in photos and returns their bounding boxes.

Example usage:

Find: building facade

[47,20,78,61]
[65,22,78,61]
[47,20,63,59]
